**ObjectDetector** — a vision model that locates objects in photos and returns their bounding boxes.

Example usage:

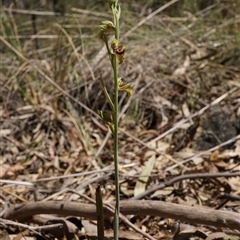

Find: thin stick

[131,171,240,200]
[0,218,63,235]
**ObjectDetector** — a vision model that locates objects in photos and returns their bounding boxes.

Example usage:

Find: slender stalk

[112,51,119,240]
[98,1,125,239]
[112,3,120,239]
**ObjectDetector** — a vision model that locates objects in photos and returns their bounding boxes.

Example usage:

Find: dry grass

[1,0,240,239]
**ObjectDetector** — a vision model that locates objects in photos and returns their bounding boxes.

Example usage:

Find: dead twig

[4,200,240,230]
[131,171,240,200]
[0,218,63,234]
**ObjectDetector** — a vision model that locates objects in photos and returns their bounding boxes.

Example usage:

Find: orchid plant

[97,0,132,239]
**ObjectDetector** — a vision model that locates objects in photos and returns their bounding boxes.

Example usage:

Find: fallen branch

[4,200,240,230]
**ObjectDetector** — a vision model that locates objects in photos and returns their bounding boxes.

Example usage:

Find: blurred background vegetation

[1,0,239,127]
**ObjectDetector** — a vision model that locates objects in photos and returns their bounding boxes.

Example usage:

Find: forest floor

[1,1,240,239]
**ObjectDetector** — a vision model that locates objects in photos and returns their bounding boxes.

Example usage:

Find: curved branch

[4,200,240,230]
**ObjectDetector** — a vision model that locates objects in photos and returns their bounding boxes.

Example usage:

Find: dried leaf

[43,219,77,240]
[173,56,190,76]
[205,232,237,240]
[134,154,155,196]
[0,229,11,240]
[173,227,207,240]
[0,129,11,136]
[190,47,214,60]
[228,177,240,192]
[81,220,97,235]
[182,102,191,119]
[83,228,142,239]
[12,229,30,240]
[0,162,24,179]
[210,150,219,162]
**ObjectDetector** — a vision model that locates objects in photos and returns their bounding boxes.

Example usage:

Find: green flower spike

[111,39,125,64]
[99,20,115,39]
[118,78,132,97]
[111,38,118,50]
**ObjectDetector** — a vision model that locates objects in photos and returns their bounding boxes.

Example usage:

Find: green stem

[111,3,120,240]
[113,53,119,240]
